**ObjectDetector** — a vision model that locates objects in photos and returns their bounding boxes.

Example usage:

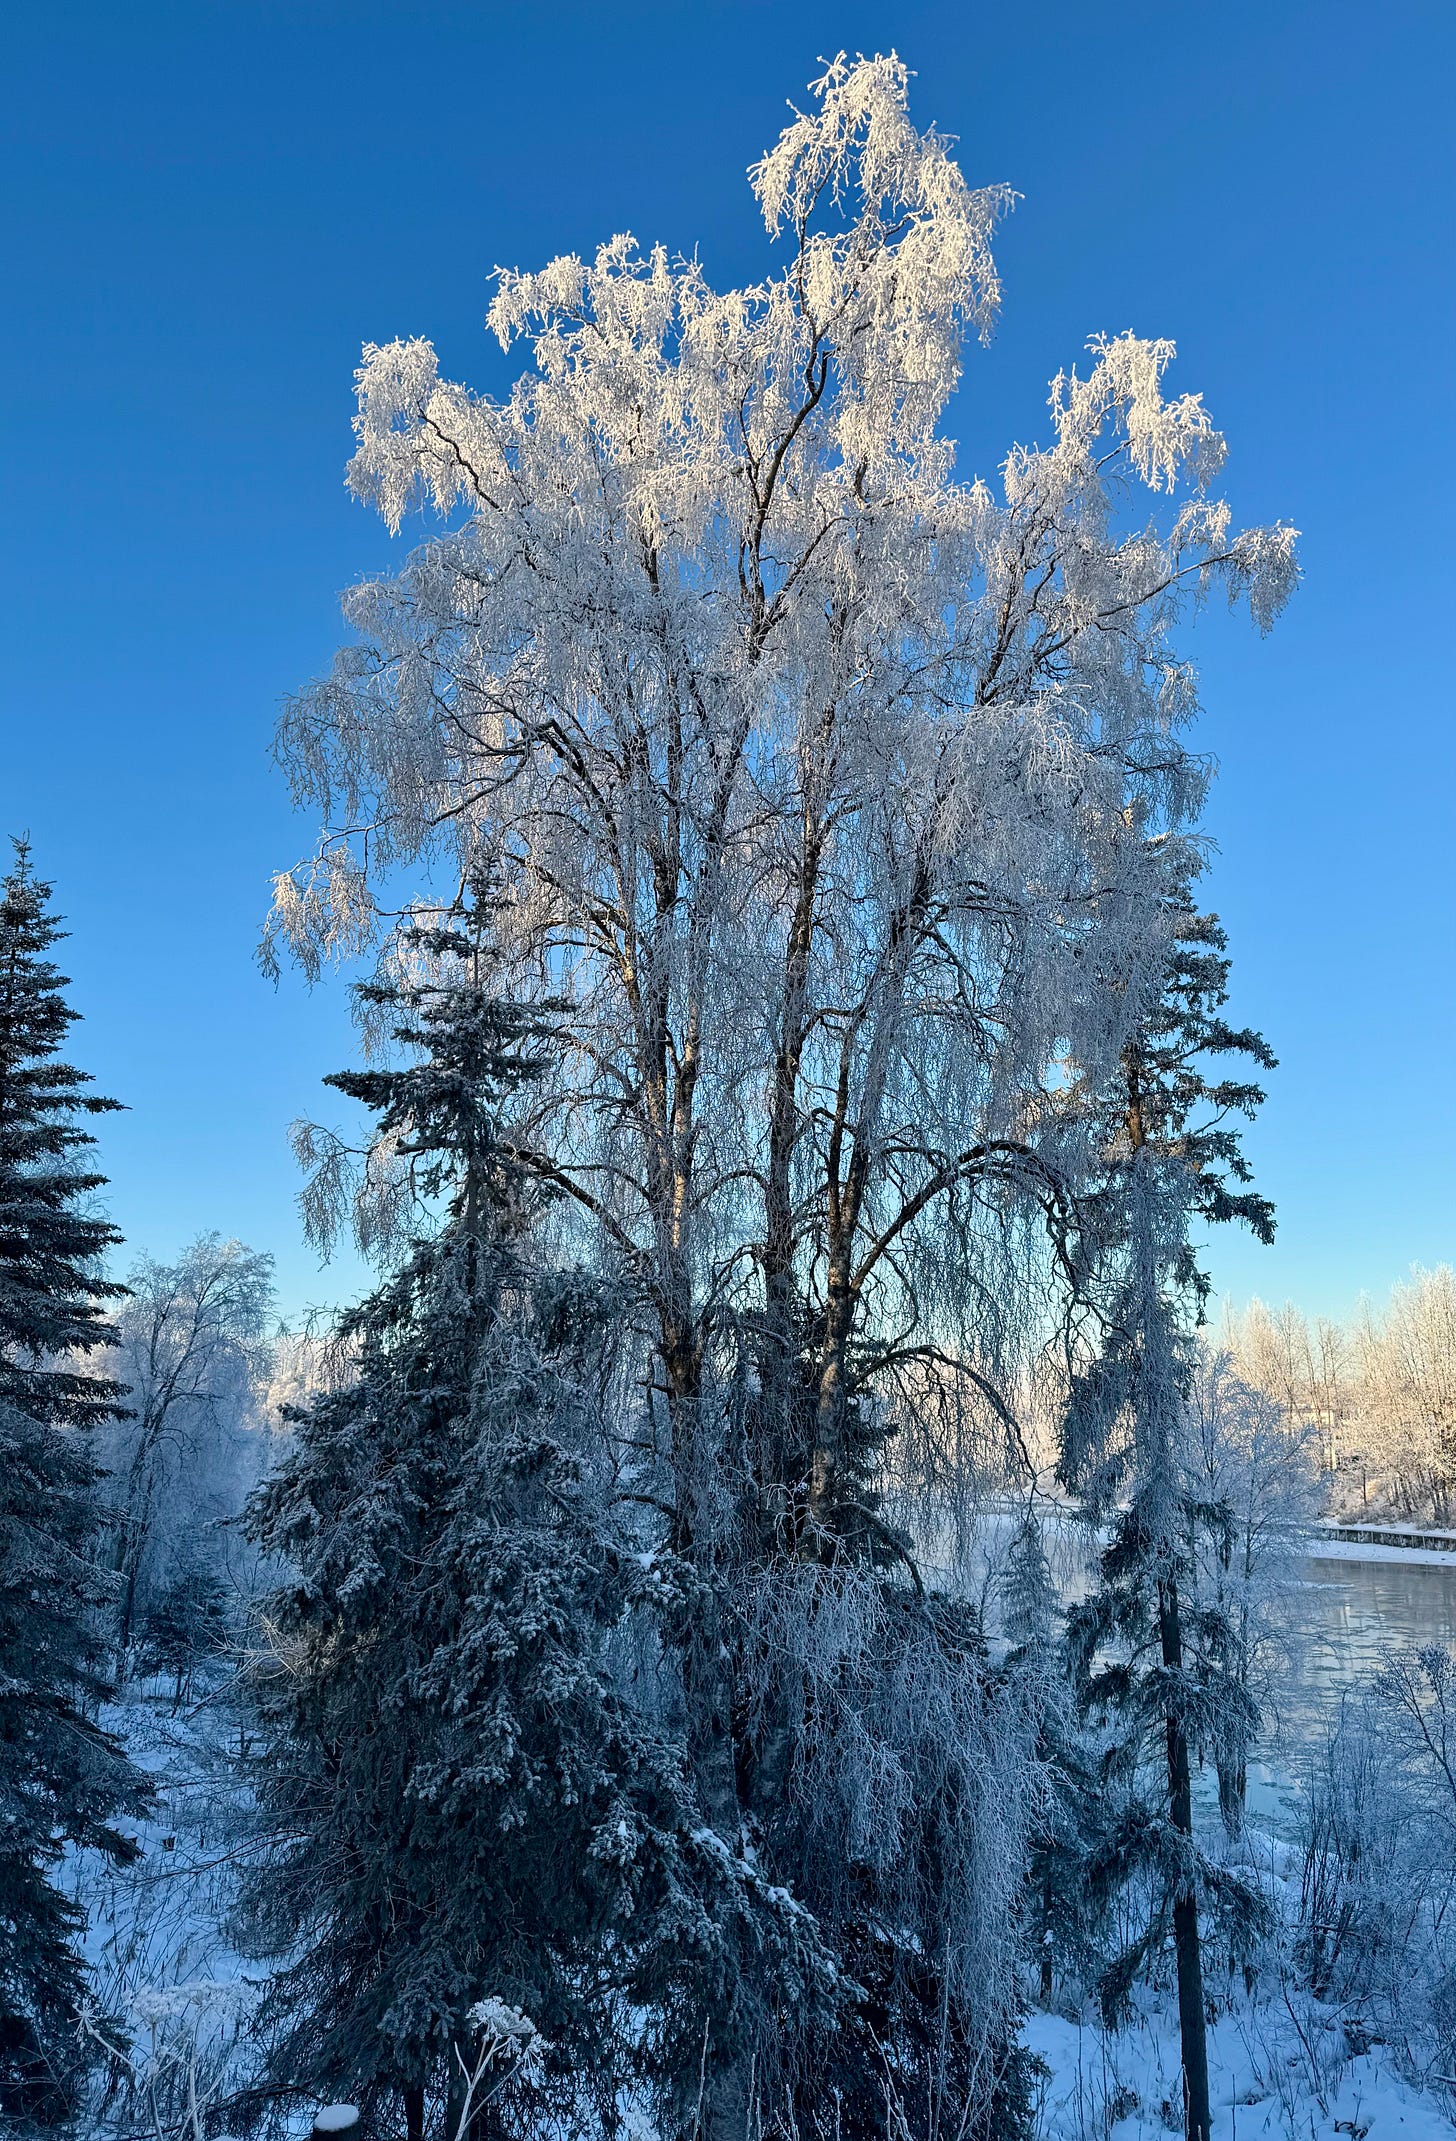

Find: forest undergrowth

[61,1598,1456,2141]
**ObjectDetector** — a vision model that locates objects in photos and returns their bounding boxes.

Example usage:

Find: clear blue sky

[3,0,1451,1325]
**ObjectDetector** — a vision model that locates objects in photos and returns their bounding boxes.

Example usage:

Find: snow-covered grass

[1026,1810,1456,2141]
[65,1668,276,2137]
[1026,1993,1453,2141]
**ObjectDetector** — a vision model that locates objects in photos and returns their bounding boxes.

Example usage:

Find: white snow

[1025,1996,1456,2140]
[1308,1538,1456,1569]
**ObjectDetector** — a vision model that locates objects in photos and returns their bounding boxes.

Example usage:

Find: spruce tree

[243,887,834,2141]
[0,840,148,2125]
[1061,888,1276,2141]
[137,1554,232,1710]
[1000,1514,1106,2010]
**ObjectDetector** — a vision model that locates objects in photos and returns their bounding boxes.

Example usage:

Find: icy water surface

[1291,1552,1456,1726]
[1276,1558,1456,1738]
[976,1513,1456,1801]
[1243,1551,1456,1823]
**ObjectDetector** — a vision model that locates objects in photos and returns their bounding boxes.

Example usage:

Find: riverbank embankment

[1314,1519,1456,1567]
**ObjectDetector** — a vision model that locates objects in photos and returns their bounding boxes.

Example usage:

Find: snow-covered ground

[1306,1538,1456,1570]
[1026,1996,1454,2140]
[65,1667,1456,2139]
[1025,1817,1456,2139]
[66,1673,274,2136]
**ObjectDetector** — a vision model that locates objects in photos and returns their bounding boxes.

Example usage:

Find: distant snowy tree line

[12,51,1419,2141]
[1228,1274,1456,1521]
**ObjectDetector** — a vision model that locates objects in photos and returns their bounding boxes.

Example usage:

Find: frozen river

[981,1512,1456,1788]
[1008,1513,1456,1815]
[1243,1548,1456,1820]
[1294,1551,1456,1714]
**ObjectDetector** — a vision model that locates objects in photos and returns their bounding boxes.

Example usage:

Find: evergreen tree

[243,888,836,2141]
[1060,887,1276,2141]
[1000,1514,1106,2010]
[0,840,148,2125]
[137,1553,232,1710]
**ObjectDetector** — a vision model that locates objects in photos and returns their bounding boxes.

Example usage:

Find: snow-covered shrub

[1292,1697,1422,2008]
[1286,1651,1456,2117]
[80,1978,257,2141]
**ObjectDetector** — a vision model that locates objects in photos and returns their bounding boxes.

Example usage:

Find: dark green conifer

[0,840,148,2125]
[1000,1513,1106,2008]
[1060,885,1276,2141]
[243,886,830,2141]
[137,1555,232,1710]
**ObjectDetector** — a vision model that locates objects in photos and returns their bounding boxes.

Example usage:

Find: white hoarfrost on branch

[260,52,1299,2138]
[266,53,1297,1384]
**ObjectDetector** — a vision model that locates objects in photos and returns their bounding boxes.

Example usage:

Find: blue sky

[3,0,1451,1325]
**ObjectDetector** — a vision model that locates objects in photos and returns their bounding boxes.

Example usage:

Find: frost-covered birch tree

[266,53,1295,2138]
[99,1234,274,1664]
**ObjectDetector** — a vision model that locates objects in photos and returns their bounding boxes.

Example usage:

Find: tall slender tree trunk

[1039,1874,1055,2005]
[663,1343,753,2141]
[1159,1574,1212,2141]
[403,2082,425,2141]
[1216,1749,1247,1842]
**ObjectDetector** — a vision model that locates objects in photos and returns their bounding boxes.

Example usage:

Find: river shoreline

[1307,1536,1456,1568]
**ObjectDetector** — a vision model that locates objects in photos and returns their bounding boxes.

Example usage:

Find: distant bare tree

[1357,1268,1456,1519]
[1188,1343,1325,1833]
[101,1234,273,1661]
[1231,1273,1456,1521]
